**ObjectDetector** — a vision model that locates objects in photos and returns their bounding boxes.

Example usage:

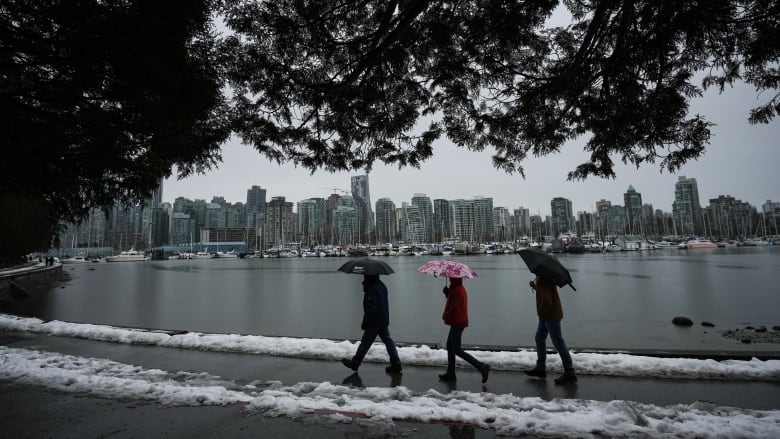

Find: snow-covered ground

[1,313,779,437]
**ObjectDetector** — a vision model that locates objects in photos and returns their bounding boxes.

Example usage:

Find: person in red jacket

[439,277,490,383]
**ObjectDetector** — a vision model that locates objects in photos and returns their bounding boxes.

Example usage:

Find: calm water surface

[4,247,779,352]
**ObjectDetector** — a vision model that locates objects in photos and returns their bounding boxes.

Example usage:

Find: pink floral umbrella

[417,260,478,279]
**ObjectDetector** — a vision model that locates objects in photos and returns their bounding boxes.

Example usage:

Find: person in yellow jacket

[525,275,577,384]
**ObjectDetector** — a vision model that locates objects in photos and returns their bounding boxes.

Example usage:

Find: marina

[3,246,778,354]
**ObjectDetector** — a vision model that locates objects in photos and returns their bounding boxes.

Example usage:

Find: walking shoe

[341,358,359,371]
[554,374,577,385]
[385,362,403,373]
[438,372,456,382]
[480,364,490,383]
[524,368,546,379]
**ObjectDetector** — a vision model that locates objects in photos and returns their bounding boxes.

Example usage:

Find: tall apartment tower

[265,196,294,247]
[375,198,397,243]
[246,185,267,230]
[623,185,643,234]
[550,197,573,235]
[672,176,702,235]
[411,193,434,243]
[434,199,452,242]
[351,174,373,243]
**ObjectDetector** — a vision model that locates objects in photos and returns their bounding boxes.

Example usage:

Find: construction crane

[320,187,350,196]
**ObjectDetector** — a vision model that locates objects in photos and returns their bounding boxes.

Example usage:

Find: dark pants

[534,318,575,376]
[351,326,400,365]
[446,326,484,374]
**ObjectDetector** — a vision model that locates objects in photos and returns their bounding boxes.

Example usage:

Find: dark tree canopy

[1,0,778,264]
[0,0,231,263]
[0,0,231,221]
[221,0,778,179]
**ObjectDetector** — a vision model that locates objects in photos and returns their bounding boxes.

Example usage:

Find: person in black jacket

[342,274,403,373]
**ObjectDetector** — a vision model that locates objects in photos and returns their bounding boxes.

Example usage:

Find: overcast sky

[164,78,778,215]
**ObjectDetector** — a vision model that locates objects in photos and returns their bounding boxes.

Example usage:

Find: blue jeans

[446,326,484,374]
[534,319,575,376]
[351,326,400,365]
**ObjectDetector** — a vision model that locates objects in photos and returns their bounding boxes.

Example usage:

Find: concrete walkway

[2,329,779,438]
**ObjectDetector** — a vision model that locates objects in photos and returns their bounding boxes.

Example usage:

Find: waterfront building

[576,211,595,237]
[297,198,326,246]
[493,207,511,241]
[607,205,627,237]
[225,202,245,229]
[624,185,643,234]
[375,198,397,243]
[400,202,424,244]
[246,185,267,231]
[513,207,531,239]
[449,199,477,242]
[672,176,702,236]
[433,199,452,242]
[707,195,755,238]
[411,194,434,243]
[550,197,573,235]
[333,204,358,245]
[351,174,373,243]
[472,197,494,242]
[595,199,611,239]
[265,196,294,248]
[170,212,197,246]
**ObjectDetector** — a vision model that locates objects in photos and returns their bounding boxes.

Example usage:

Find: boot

[341,358,358,371]
[385,362,403,373]
[480,364,490,383]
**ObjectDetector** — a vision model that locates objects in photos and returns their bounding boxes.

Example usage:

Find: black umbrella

[518,248,576,291]
[337,258,394,276]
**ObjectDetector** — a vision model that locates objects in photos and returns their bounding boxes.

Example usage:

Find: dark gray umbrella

[518,248,576,291]
[337,258,394,276]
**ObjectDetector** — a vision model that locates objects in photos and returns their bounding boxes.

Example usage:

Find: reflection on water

[2,247,778,353]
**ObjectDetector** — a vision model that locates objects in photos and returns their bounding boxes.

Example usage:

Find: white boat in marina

[106,249,149,262]
[211,250,238,258]
[61,253,93,264]
[192,251,212,259]
[680,238,718,249]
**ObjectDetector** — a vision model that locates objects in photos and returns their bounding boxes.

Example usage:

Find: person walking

[525,275,577,384]
[342,274,403,373]
[438,277,490,383]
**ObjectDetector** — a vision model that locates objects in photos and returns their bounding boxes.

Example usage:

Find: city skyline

[164,81,779,215]
[162,172,771,219]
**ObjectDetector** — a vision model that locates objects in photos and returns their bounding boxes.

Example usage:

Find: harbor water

[3,247,779,353]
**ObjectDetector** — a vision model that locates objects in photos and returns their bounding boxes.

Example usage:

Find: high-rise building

[375,198,397,243]
[672,176,702,235]
[707,195,754,238]
[513,207,530,238]
[623,185,643,234]
[400,202,423,244]
[334,195,358,245]
[595,199,611,238]
[297,198,326,246]
[449,199,476,242]
[493,207,511,241]
[411,194,434,243]
[170,212,197,246]
[433,199,452,242]
[351,174,373,243]
[550,197,573,235]
[472,197,494,242]
[145,177,164,209]
[607,205,627,236]
[246,186,267,230]
[265,196,294,247]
